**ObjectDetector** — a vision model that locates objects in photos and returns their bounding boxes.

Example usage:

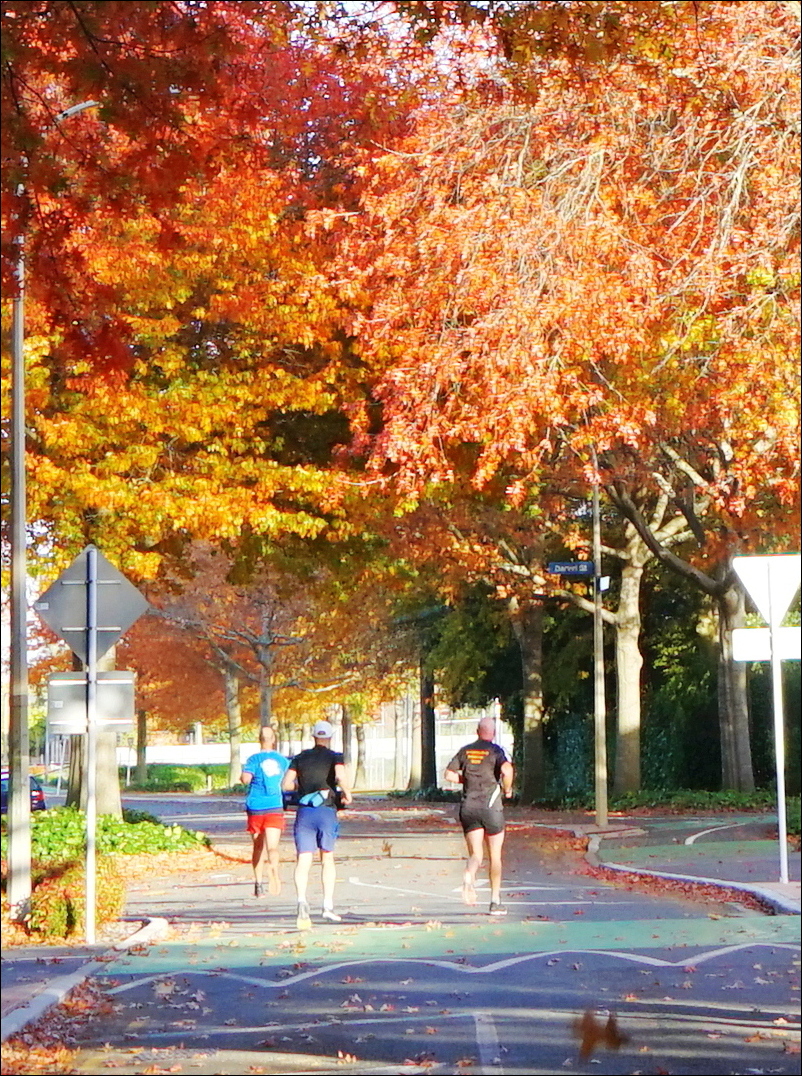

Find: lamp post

[7,100,99,920]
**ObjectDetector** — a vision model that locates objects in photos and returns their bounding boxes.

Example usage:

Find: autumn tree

[335,1,800,795]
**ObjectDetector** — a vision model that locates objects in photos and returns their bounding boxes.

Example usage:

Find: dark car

[0,770,47,813]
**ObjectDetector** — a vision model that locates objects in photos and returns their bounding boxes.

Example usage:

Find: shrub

[120,763,233,792]
[0,806,209,864]
[388,786,459,802]
[27,855,125,940]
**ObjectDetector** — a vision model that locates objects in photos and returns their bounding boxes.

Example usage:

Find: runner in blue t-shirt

[240,726,289,898]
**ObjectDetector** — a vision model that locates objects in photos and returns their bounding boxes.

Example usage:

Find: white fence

[107,706,514,791]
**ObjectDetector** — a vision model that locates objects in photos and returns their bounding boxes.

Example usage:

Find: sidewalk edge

[1,917,170,1043]
[585,835,801,917]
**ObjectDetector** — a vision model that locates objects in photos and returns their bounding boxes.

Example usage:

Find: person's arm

[500,760,514,797]
[444,751,462,787]
[334,762,353,805]
[282,767,298,793]
[240,757,256,787]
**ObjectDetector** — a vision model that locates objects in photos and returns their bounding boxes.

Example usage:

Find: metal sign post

[592,480,608,829]
[733,553,801,886]
[34,544,148,944]
[86,546,98,944]
[768,586,789,886]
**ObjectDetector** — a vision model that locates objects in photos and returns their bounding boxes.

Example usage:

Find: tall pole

[767,581,789,885]
[85,546,99,943]
[8,199,31,920]
[591,457,608,828]
[7,100,100,922]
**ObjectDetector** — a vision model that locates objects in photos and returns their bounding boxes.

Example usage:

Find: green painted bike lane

[99,912,800,983]
[70,912,800,1076]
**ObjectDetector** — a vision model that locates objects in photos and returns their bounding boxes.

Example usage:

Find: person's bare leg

[251,831,266,890]
[462,830,484,905]
[265,828,282,895]
[294,851,314,928]
[487,830,506,905]
[321,850,339,910]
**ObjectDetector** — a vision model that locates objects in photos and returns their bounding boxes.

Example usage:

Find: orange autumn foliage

[340,1,800,561]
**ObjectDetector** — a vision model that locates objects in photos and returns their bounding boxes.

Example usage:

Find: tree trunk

[354,724,367,789]
[341,703,353,767]
[135,709,147,784]
[407,696,422,790]
[613,560,645,793]
[509,598,545,803]
[420,659,437,789]
[225,667,242,788]
[300,723,311,754]
[717,583,755,791]
[393,698,407,789]
[259,652,272,727]
[65,648,123,817]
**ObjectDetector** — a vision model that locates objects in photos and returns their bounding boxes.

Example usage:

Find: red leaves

[572,1010,630,1060]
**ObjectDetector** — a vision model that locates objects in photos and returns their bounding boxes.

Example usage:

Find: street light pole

[7,100,99,920]
[8,190,30,920]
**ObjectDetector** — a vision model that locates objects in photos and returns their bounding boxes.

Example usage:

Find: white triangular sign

[732,554,801,628]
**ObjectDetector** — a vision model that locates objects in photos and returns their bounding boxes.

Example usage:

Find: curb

[584,835,801,917]
[1,917,170,1043]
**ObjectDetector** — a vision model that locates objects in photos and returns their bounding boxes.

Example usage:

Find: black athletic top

[289,744,344,808]
[447,739,508,808]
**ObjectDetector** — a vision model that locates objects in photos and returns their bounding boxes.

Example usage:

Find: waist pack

[299,789,331,808]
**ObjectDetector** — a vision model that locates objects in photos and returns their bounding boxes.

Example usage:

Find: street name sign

[547,561,595,576]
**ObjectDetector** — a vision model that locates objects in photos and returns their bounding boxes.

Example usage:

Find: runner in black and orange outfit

[445,717,515,916]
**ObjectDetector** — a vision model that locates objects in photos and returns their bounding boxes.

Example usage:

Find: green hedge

[1,805,209,864]
[120,763,233,792]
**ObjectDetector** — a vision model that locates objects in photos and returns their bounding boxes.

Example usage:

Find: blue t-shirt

[243,751,289,812]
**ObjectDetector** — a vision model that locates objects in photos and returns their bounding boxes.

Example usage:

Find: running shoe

[321,908,342,922]
[254,882,265,898]
[488,902,507,916]
[296,901,312,930]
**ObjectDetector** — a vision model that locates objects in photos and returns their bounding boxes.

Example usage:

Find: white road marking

[685,822,757,845]
[349,876,634,906]
[348,876,460,901]
[474,1011,505,1075]
[104,941,800,995]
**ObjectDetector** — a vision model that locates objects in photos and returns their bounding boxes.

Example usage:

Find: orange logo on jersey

[465,749,490,764]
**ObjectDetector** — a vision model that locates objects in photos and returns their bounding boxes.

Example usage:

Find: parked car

[0,769,47,813]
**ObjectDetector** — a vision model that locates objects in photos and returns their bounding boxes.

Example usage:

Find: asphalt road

[55,795,801,1076]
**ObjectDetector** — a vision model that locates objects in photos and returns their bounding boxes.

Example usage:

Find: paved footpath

[3,801,800,1075]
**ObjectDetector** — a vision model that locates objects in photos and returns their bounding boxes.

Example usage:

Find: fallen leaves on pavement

[572,1009,630,1060]
[0,981,114,1075]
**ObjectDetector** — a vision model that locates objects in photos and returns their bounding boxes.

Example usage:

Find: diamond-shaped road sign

[34,545,149,663]
[732,553,801,628]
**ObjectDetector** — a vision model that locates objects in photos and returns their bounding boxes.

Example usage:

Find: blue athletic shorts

[294,804,339,853]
